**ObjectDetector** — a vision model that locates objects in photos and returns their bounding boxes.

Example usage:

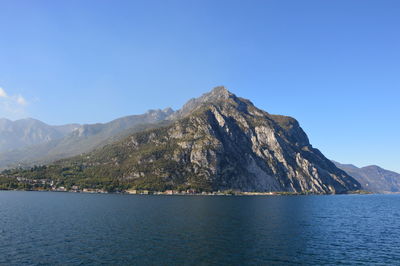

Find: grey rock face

[168,86,239,120]
[1,87,362,193]
[80,87,360,193]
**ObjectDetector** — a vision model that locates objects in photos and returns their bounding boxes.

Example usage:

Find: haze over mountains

[0,87,398,193]
[0,118,79,152]
[1,87,361,193]
[333,161,400,193]
[0,109,174,169]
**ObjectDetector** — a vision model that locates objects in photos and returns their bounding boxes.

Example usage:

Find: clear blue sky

[0,0,399,172]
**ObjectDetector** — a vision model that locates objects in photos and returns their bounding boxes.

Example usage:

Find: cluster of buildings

[124,189,276,196]
[10,177,277,195]
[12,178,109,193]
[16,177,50,186]
[126,189,198,195]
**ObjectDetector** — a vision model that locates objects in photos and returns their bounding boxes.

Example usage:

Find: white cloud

[0,86,29,119]
[16,95,27,105]
[0,87,8,98]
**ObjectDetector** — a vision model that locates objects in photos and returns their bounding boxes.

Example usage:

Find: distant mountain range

[0,87,361,193]
[0,118,79,152]
[0,108,173,169]
[333,161,400,193]
[0,87,398,193]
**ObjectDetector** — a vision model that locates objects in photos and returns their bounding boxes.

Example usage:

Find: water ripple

[0,192,399,265]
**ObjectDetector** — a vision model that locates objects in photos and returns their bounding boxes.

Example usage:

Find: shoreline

[0,188,373,196]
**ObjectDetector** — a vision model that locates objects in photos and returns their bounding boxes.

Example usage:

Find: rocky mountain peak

[1,87,362,194]
[162,107,174,115]
[362,165,381,171]
[146,108,173,119]
[195,86,240,105]
[169,86,248,120]
[207,86,233,100]
[55,87,358,193]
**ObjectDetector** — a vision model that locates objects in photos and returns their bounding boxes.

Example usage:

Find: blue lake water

[0,191,399,265]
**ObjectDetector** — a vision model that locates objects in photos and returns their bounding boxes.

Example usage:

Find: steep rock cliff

[19,87,361,193]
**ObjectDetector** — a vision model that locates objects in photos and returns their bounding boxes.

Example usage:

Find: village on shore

[2,177,371,195]
[44,186,281,196]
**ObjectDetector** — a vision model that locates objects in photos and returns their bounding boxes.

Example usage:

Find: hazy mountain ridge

[1,87,361,193]
[333,161,400,193]
[0,118,79,152]
[0,108,174,169]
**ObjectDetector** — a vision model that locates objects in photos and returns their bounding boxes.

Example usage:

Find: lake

[0,191,399,265]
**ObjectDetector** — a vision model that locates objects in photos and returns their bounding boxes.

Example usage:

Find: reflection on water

[0,192,399,265]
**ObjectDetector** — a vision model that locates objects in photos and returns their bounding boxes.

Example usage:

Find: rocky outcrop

[2,87,361,193]
[42,87,359,193]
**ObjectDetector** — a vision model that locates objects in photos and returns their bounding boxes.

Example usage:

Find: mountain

[0,108,174,169]
[1,87,361,193]
[0,118,79,152]
[333,161,400,193]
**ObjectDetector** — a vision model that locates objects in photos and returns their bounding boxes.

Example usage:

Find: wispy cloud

[0,87,30,119]
[0,88,8,98]
[16,95,27,105]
